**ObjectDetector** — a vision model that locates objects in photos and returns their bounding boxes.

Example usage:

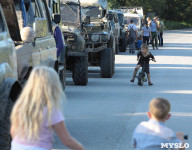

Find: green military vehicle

[0,0,61,85]
[80,0,114,78]
[0,4,22,150]
[108,10,127,52]
[60,0,88,85]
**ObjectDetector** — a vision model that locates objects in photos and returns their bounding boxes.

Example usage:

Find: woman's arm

[53,121,84,150]
[10,125,15,139]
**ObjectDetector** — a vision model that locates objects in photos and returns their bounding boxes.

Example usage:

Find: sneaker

[152,47,155,50]
[130,79,134,82]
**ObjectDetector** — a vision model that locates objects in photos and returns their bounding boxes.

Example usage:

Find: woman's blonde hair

[11,66,65,140]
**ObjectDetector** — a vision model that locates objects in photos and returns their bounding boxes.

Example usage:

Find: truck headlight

[101,34,108,42]
[91,35,100,42]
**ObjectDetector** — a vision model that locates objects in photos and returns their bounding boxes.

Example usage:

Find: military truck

[108,10,127,52]
[80,0,114,78]
[60,0,88,85]
[0,4,22,150]
[0,0,61,85]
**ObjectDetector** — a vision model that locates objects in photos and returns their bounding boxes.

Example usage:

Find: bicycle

[136,58,156,86]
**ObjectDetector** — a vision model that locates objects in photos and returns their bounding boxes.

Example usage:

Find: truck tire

[119,37,127,52]
[73,56,88,85]
[0,79,22,150]
[100,48,113,78]
[108,38,115,75]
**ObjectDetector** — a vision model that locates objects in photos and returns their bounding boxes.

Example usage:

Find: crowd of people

[127,16,165,52]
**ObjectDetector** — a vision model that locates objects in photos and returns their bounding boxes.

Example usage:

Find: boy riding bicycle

[130,44,156,85]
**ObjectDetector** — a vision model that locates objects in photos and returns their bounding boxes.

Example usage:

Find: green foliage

[164,20,192,30]
[107,0,192,24]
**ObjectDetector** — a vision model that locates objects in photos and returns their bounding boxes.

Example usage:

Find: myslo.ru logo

[161,143,189,149]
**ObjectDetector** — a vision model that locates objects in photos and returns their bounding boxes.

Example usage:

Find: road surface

[53,29,192,150]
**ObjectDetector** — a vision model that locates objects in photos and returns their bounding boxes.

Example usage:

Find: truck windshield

[60,3,79,24]
[118,14,123,25]
[124,17,139,26]
[82,6,102,18]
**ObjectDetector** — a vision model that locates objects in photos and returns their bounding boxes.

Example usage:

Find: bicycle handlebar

[184,135,188,140]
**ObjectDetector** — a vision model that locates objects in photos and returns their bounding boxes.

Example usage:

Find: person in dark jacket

[130,44,156,85]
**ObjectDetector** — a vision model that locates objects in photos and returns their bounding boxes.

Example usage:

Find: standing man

[150,17,159,49]
[146,17,152,44]
[157,17,164,46]
[128,20,137,54]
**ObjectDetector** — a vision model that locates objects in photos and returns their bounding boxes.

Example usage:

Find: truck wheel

[108,38,115,75]
[59,61,66,90]
[116,43,119,54]
[111,51,115,75]
[73,56,88,85]
[100,48,113,78]
[0,79,22,150]
[119,38,127,52]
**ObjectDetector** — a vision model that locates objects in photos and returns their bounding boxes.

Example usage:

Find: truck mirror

[52,14,61,24]
[33,18,47,38]
[20,27,36,43]
[84,16,90,25]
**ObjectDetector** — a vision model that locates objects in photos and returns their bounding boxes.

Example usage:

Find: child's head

[141,43,148,53]
[11,66,65,139]
[137,36,142,40]
[148,97,171,121]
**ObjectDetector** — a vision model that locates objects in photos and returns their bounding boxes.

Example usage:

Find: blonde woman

[10,66,84,150]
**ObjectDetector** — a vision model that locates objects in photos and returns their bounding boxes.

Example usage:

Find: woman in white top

[142,22,151,45]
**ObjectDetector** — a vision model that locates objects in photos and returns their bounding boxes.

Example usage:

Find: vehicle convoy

[119,7,144,38]
[80,0,115,78]
[108,10,127,52]
[60,0,88,85]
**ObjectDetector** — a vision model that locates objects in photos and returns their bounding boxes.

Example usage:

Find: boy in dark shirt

[130,44,156,85]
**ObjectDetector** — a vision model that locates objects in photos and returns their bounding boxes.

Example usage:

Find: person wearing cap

[127,20,137,54]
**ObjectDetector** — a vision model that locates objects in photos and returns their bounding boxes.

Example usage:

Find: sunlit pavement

[53,29,192,150]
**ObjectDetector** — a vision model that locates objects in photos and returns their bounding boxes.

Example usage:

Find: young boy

[130,43,156,85]
[132,97,185,150]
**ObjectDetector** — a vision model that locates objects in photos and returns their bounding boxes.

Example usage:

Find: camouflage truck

[60,0,88,85]
[80,0,114,78]
[108,10,127,52]
[0,0,61,85]
[0,4,22,150]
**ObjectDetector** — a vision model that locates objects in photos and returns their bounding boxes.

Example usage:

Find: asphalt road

[53,29,192,150]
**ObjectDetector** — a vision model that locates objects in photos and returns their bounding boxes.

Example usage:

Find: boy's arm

[150,53,156,62]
